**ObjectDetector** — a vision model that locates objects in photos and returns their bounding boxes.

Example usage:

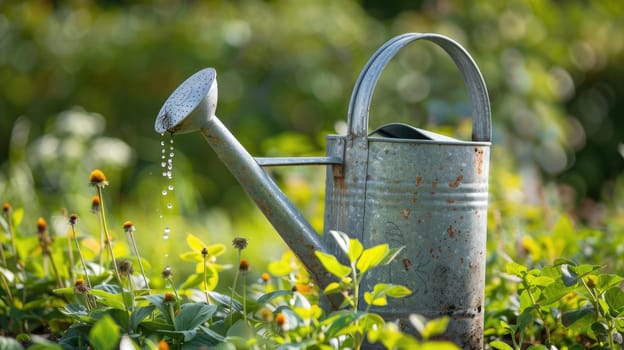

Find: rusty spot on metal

[446,199,456,204]
[460,257,464,264]
[415,176,423,186]
[412,197,418,203]
[474,147,485,175]
[402,208,411,219]
[447,225,455,238]
[402,258,412,271]
[449,175,463,188]
[432,178,438,188]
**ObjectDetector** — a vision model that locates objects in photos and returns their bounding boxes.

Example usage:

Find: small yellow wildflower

[89,169,109,188]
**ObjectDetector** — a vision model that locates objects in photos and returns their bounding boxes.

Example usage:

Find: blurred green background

[1,0,623,285]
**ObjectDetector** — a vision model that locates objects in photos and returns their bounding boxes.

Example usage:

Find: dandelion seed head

[232,237,248,250]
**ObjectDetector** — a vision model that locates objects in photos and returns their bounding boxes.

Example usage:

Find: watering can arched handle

[347,33,491,142]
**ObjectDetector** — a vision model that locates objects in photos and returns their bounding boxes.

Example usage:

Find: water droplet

[160,140,165,146]
[170,146,174,151]
[162,190,167,196]
[163,233,169,240]
[159,215,164,219]
[167,203,173,209]
[168,185,174,191]
[161,149,166,154]
[170,139,174,144]
[162,171,167,177]
[161,162,166,168]
[169,152,174,157]
[161,155,166,159]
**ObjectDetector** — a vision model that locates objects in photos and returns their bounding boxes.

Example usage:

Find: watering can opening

[369,123,462,143]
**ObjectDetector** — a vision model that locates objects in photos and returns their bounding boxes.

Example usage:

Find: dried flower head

[90,196,100,213]
[89,169,109,188]
[232,237,248,250]
[239,258,250,273]
[261,272,270,283]
[158,340,170,350]
[2,202,11,215]
[123,221,135,234]
[161,266,173,279]
[74,279,89,294]
[37,217,48,234]
[201,247,208,257]
[117,259,134,276]
[69,214,78,225]
[163,292,176,303]
[275,312,286,328]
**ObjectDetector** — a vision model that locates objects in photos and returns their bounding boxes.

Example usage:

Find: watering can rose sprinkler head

[155,68,218,135]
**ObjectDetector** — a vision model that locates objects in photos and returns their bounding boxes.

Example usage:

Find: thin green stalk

[0,273,13,304]
[96,211,106,272]
[167,276,181,311]
[70,223,92,288]
[522,280,551,346]
[96,187,122,285]
[47,252,64,289]
[229,250,241,325]
[0,243,7,267]
[126,231,150,293]
[242,273,247,321]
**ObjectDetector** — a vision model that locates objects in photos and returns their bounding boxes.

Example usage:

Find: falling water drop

[162,190,168,196]
[161,161,166,168]
[168,185,174,191]
[167,203,173,209]
[160,140,165,146]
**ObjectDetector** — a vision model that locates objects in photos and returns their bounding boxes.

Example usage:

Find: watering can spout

[154,68,341,307]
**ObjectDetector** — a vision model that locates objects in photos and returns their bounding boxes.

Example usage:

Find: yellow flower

[123,221,135,233]
[89,169,109,188]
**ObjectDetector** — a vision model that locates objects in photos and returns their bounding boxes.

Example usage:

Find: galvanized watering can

[155,33,491,349]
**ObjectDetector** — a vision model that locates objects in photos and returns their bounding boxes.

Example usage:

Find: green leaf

[490,340,513,350]
[505,261,527,277]
[378,246,405,266]
[356,244,389,274]
[255,290,292,306]
[0,336,24,350]
[562,306,594,330]
[348,239,364,265]
[89,315,120,350]
[130,305,156,331]
[89,289,126,310]
[596,274,624,293]
[186,233,207,252]
[364,291,387,306]
[526,345,549,350]
[175,303,217,330]
[314,251,351,278]
[329,230,351,255]
[421,317,450,339]
[382,284,412,298]
[560,264,578,286]
[605,287,624,317]
[323,282,343,295]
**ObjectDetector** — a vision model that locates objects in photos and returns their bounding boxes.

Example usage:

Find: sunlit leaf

[329,230,350,255]
[89,315,119,350]
[421,317,450,340]
[186,233,207,252]
[605,287,624,317]
[175,303,217,331]
[490,340,514,350]
[356,244,389,274]
[315,251,351,278]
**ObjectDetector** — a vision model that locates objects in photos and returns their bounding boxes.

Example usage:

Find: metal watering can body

[155,33,490,349]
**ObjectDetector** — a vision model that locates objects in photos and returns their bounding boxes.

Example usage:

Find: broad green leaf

[130,305,156,331]
[605,287,624,317]
[421,316,450,339]
[562,306,594,330]
[382,285,412,298]
[348,239,364,265]
[175,303,217,330]
[525,274,554,287]
[490,340,513,350]
[560,264,578,286]
[364,291,387,306]
[329,230,351,255]
[0,336,24,350]
[89,289,126,310]
[356,244,389,274]
[89,315,119,350]
[596,274,624,293]
[526,345,549,350]
[186,233,207,252]
[323,282,343,295]
[505,261,527,277]
[255,290,292,306]
[570,264,602,278]
[517,305,536,330]
[378,246,405,266]
[315,251,351,278]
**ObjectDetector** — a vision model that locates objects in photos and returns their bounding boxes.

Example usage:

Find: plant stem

[523,281,551,346]
[0,272,13,304]
[127,231,150,293]
[230,250,241,325]
[71,224,92,288]
[167,277,181,311]
[96,187,122,285]
[203,254,210,304]
[47,252,64,289]
[242,273,247,321]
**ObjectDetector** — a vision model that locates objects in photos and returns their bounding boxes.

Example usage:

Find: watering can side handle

[347,33,492,142]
